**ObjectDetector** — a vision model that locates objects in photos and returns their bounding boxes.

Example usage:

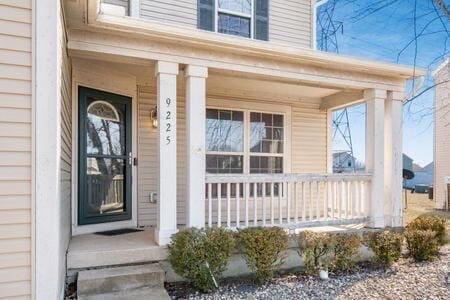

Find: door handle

[128,152,133,166]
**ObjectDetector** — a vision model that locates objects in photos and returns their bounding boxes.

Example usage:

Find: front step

[77,263,168,299]
[78,287,170,300]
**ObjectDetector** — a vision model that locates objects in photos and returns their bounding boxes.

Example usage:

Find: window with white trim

[198,0,269,40]
[206,108,285,174]
[217,0,253,38]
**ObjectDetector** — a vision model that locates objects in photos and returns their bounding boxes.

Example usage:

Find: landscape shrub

[364,230,402,267]
[404,229,439,261]
[407,215,447,245]
[298,231,334,274]
[238,227,288,283]
[168,227,235,292]
[330,233,362,272]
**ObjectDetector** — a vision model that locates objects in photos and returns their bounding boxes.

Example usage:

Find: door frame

[71,63,138,235]
[78,87,133,225]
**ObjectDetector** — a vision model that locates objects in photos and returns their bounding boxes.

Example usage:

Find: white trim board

[35,0,63,298]
[71,58,138,235]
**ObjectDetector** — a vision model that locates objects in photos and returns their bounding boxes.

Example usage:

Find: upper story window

[198,0,268,41]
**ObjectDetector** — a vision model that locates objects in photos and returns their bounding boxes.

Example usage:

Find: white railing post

[185,65,208,228]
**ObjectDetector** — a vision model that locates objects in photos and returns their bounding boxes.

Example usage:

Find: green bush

[298,231,334,274]
[405,229,439,261]
[407,215,447,245]
[364,230,402,267]
[238,227,288,283]
[168,227,235,292]
[330,233,362,272]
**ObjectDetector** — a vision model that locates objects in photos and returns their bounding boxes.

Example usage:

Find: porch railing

[205,173,371,229]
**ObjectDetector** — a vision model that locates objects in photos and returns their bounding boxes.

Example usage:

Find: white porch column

[155,61,179,245]
[365,89,386,228]
[185,65,208,228]
[384,91,404,227]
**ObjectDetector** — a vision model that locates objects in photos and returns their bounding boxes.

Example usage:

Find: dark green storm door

[78,87,132,225]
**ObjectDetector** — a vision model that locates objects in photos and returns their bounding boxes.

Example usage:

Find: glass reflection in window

[86,101,125,156]
[206,109,244,152]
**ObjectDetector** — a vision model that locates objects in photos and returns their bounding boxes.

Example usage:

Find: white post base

[155,228,178,246]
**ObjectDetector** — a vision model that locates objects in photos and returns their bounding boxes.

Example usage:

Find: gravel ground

[167,244,449,300]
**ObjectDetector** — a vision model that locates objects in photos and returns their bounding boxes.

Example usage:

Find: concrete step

[77,263,165,297]
[78,286,170,300]
[67,230,168,270]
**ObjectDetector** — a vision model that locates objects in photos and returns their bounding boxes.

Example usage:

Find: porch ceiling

[207,71,339,102]
[71,57,357,107]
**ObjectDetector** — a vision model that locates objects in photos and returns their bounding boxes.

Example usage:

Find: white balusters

[262,182,267,226]
[217,184,221,227]
[302,182,306,221]
[236,183,240,228]
[286,182,291,223]
[270,183,275,225]
[208,183,212,226]
[205,173,371,229]
[253,183,257,226]
[278,183,282,224]
[294,182,299,223]
[308,181,313,221]
[245,182,249,227]
[316,182,320,221]
[226,183,231,228]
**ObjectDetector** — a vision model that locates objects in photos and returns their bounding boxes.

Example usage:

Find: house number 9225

[165,97,172,145]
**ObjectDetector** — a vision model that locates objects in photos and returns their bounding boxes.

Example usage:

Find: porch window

[249,112,283,173]
[206,109,244,173]
[206,108,284,174]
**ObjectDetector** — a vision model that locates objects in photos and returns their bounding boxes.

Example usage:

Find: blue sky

[321,0,449,167]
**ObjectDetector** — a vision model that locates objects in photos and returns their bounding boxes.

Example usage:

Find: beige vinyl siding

[0,0,32,299]
[291,99,327,173]
[136,80,326,226]
[270,0,312,48]
[137,83,187,226]
[58,3,72,297]
[434,62,450,210]
[140,0,197,27]
[136,0,313,48]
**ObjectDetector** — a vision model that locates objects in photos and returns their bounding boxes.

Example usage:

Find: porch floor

[67,228,168,270]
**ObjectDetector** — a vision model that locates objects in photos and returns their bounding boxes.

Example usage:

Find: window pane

[86,101,126,156]
[206,155,243,174]
[86,157,125,216]
[218,0,251,14]
[250,112,284,154]
[250,156,283,173]
[218,13,251,38]
[206,109,244,152]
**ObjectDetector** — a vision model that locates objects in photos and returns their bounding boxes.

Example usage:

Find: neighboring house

[0,0,425,299]
[403,153,413,172]
[332,151,364,173]
[405,162,434,189]
[333,151,355,173]
[433,58,450,210]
